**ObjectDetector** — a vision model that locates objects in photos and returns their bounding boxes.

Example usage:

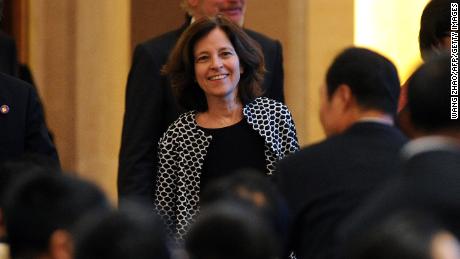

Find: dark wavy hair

[162,15,265,112]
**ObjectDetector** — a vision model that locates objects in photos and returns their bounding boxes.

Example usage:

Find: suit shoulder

[0,72,32,94]
[244,29,277,43]
[136,26,185,54]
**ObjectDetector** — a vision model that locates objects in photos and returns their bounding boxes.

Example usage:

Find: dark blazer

[118,22,285,204]
[0,73,59,164]
[339,145,460,254]
[0,32,18,76]
[276,122,407,259]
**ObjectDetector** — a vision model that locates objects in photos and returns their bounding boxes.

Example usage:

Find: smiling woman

[193,28,243,109]
[158,15,299,242]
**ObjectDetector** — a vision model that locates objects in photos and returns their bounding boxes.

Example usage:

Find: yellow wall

[28,0,130,203]
[26,0,431,202]
[354,0,429,83]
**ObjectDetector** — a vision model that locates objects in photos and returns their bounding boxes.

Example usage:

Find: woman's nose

[210,57,223,69]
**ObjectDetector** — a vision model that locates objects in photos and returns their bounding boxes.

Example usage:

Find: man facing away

[339,54,460,257]
[118,0,285,205]
[276,47,408,259]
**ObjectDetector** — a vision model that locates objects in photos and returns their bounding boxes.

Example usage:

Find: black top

[199,119,267,191]
[117,21,285,205]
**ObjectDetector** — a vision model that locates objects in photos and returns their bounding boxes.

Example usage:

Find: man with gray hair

[118,0,285,205]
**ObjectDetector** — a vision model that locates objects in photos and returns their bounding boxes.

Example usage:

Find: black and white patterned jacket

[154,97,299,240]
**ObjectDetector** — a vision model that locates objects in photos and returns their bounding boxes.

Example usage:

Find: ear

[240,65,244,74]
[49,230,73,259]
[334,84,353,111]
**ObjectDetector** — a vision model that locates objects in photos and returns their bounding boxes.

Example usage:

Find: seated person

[185,202,280,259]
[347,211,460,259]
[0,155,60,259]
[73,201,170,259]
[3,173,110,259]
[200,169,289,248]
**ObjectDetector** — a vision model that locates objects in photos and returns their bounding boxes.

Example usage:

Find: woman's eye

[196,56,208,63]
[221,51,233,57]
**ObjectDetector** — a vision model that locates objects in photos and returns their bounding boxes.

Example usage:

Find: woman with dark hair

[156,15,299,241]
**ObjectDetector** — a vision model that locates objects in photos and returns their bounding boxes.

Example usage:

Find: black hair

[0,154,59,208]
[326,47,401,116]
[419,0,455,60]
[74,201,170,259]
[408,53,459,131]
[186,202,279,259]
[347,210,447,259]
[3,173,110,258]
[200,169,289,246]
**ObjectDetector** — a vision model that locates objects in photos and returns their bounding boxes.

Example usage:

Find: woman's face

[193,27,243,102]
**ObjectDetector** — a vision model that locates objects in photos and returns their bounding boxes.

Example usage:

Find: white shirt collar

[401,135,460,160]
[357,116,394,126]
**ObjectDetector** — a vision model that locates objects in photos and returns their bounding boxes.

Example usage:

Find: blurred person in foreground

[0,155,60,259]
[73,201,170,259]
[347,211,460,259]
[200,169,289,248]
[186,202,280,259]
[3,173,110,259]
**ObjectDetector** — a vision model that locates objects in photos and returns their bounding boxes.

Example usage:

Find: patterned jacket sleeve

[279,104,300,158]
[154,125,179,236]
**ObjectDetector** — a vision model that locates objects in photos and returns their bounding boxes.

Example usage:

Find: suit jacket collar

[401,136,460,160]
[344,121,400,136]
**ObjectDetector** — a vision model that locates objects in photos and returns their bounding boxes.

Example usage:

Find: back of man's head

[74,201,170,259]
[346,210,460,259]
[3,173,110,258]
[408,54,459,133]
[326,47,401,116]
[200,169,289,246]
[0,154,60,208]
[186,202,279,259]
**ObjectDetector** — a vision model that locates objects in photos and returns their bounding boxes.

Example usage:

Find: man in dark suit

[275,48,407,259]
[0,31,18,76]
[118,0,285,204]
[0,0,58,165]
[0,0,18,76]
[339,54,460,258]
[0,72,59,165]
